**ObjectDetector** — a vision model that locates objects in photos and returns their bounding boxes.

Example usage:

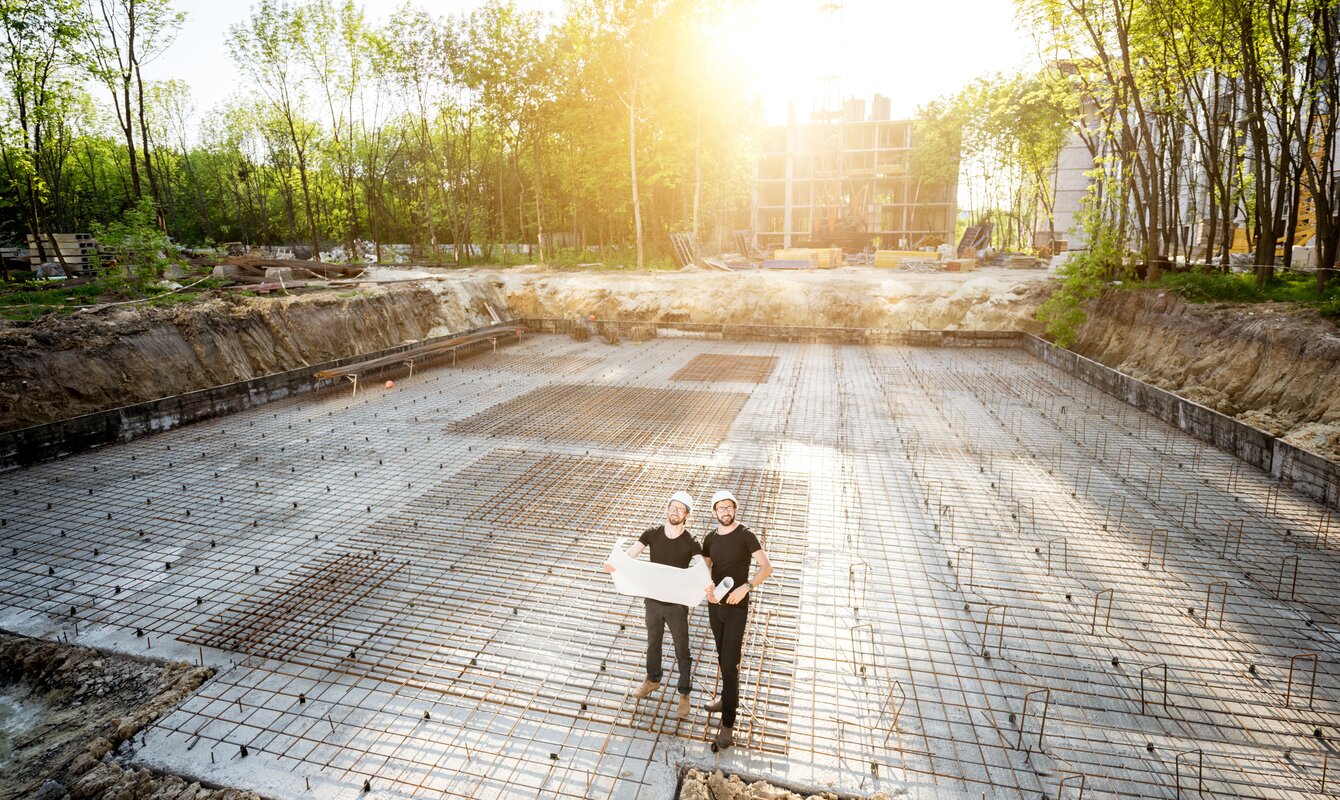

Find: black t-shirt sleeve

[701,532,715,559]
[687,535,703,558]
[744,527,762,554]
[638,527,659,548]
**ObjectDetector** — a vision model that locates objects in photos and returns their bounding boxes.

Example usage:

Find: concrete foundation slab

[1,334,1337,799]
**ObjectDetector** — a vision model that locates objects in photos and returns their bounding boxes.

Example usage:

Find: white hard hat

[710,490,738,511]
[668,491,694,514]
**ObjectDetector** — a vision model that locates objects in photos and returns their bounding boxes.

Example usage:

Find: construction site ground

[2,315,1339,798]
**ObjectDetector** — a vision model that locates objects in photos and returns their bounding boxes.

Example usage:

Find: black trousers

[708,599,749,728]
[644,598,693,694]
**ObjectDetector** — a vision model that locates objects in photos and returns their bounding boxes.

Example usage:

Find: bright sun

[711,0,833,124]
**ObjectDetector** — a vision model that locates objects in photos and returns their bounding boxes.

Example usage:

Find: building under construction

[752,95,959,252]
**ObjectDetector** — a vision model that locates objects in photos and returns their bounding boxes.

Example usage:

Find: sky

[150,0,1038,127]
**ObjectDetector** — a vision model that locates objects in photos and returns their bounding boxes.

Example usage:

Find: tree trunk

[533,126,545,264]
[133,59,165,232]
[692,94,701,239]
[628,76,644,270]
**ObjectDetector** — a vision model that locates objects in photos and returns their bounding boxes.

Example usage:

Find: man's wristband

[744,580,753,590]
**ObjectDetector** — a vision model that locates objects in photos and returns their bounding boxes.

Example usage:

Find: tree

[0,0,88,269]
[84,0,184,231]
[230,0,321,259]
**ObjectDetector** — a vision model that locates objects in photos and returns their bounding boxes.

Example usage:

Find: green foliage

[1035,212,1131,347]
[1151,268,1340,306]
[89,197,181,281]
[1152,271,1263,303]
[923,70,1071,252]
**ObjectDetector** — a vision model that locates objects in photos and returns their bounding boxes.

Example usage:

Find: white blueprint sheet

[605,538,710,607]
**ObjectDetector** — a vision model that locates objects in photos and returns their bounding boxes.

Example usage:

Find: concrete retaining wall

[1024,335,1340,511]
[0,324,512,472]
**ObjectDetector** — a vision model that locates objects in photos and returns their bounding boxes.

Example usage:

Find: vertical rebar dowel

[1017,687,1051,750]
[1046,538,1068,577]
[1104,494,1126,531]
[1144,529,1169,568]
[1056,772,1087,800]
[879,678,906,746]
[1276,554,1300,600]
[851,623,876,677]
[954,546,974,590]
[1146,465,1164,502]
[981,604,1006,658]
[1285,652,1319,710]
[1140,663,1169,715]
[1181,492,1199,528]
[1174,750,1204,799]
[1203,581,1228,629]
[346,374,359,398]
[1091,589,1114,635]
[924,480,941,511]
[848,561,868,610]
[1074,465,1091,499]
[1316,509,1332,549]
[1221,520,1245,559]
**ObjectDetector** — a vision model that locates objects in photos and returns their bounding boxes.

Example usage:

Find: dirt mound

[1073,290,1340,459]
[496,268,1052,331]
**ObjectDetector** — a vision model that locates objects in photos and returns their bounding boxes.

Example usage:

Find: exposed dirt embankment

[0,281,501,432]
[0,268,1050,432]
[0,632,250,800]
[495,267,1052,331]
[1074,290,1340,459]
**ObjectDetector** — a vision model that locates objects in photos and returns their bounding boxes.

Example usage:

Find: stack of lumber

[772,248,841,269]
[25,233,100,269]
[873,250,938,268]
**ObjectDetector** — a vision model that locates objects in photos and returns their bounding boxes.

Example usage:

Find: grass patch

[0,273,224,320]
[1151,269,1340,308]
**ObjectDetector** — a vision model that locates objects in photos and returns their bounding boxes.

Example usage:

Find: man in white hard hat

[602,491,701,718]
[701,489,773,751]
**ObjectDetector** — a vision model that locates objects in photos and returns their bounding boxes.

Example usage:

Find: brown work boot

[714,725,734,750]
[676,694,692,719]
[633,679,660,699]
[703,696,722,713]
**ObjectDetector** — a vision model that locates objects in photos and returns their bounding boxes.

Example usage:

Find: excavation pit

[1,332,1337,799]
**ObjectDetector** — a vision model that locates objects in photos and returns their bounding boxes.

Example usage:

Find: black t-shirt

[638,525,702,568]
[702,525,762,588]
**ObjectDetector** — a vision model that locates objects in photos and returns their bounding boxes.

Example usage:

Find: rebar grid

[0,334,1336,799]
[670,354,779,384]
[448,384,751,451]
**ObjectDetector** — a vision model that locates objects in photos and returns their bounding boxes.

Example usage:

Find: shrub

[1036,212,1131,348]
[90,198,180,283]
